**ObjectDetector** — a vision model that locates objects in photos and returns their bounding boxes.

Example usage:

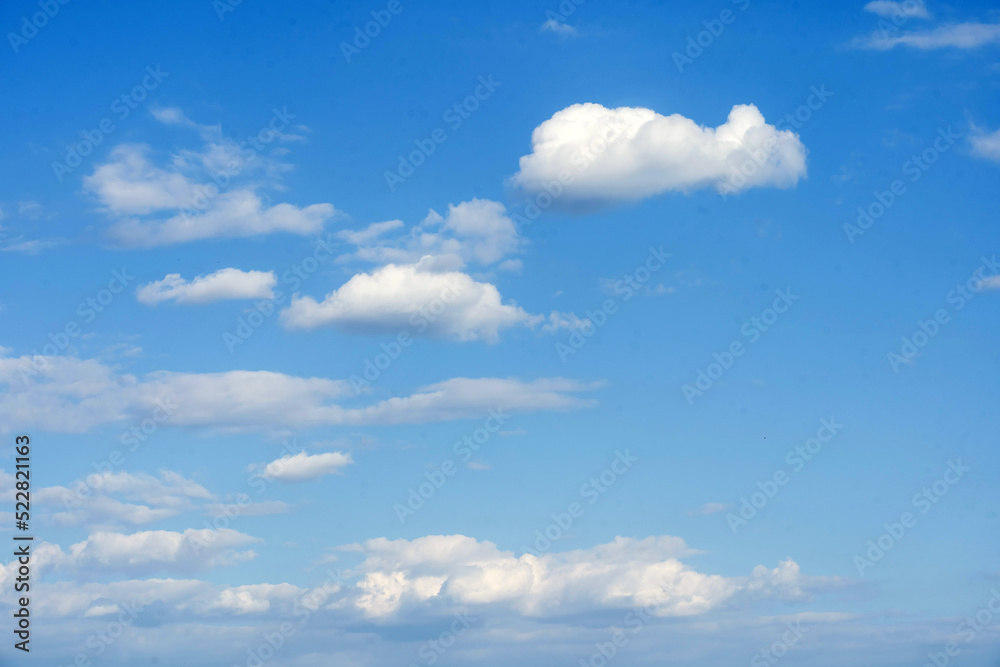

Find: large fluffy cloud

[280,260,576,341]
[0,349,599,433]
[509,103,807,205]
[137,268,277,305]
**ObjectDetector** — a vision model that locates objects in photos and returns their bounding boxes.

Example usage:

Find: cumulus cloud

[255,451,354,481]
[340,198,522,268]
[0,349,599,433]
[85,118,336,246]
[136,268,277,305]
[970,126,1000,162]
[863,0,929,19]
[281,260,575,341]
[509,103,806,206]
[335,534,842,620]
[853,22,1000,50]
[5,533,843,625]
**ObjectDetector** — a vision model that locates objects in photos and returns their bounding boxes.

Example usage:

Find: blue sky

[1,0,1000,665]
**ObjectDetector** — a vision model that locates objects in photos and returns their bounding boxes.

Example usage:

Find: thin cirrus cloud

[254,451,354,482]
[136,268,277,305]
[84,109,337,247]
[852,21,1000,50]
[0,349,600,433]
[509,103,807,207]
[862,0,930,19]
[280,259,582,342]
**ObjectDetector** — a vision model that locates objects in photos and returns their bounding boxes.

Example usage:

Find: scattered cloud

[84,110,337,247]
[136,268,277,305]
[0,349,600,433]
[863,0,929,19]
[255,451,354,481]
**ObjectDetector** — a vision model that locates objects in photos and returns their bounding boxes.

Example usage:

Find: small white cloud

[256,451,353,482]
[541,18,578,36]
[688,502,730,516]
[137,268,277,305]
[970,126,1000,162]
[863,0,929,19]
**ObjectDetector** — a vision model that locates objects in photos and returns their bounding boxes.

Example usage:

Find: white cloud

[24,528,259,577]
[33,470,213,527]
[136,268,277,305]
[338,534,843,620]
[256,451,354,481]
[340,198,522,268]
[541,18,578,36]
[688,502,730,516]
[0,349,599,433]
[853,22,1000,50]
[970,126,1000,162]
[510,103,806,206]
[85,135,336,246]
[281,260,580,342]
[863,0,929,19]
